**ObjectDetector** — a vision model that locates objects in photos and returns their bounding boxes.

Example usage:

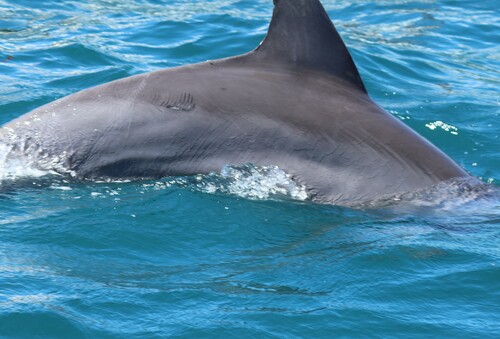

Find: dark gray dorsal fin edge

[253,0,366,92]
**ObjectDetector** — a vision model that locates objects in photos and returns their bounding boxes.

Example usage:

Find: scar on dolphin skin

[151,92,196,112]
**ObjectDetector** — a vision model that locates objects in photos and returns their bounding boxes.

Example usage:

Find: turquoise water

[1,0,499,337]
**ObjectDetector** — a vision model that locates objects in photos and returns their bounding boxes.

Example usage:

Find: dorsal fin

[253,0,366,92]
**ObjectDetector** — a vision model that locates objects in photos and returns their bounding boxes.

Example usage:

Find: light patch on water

[8,293,58,305]
[0,292,63,310]
[0,214,45,225]
[425,121,459,135]
[49,185,72,191]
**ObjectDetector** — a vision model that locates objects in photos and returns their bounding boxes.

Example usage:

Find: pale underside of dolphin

[0,0,468,206]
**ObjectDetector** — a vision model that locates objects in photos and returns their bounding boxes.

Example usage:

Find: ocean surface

[0,0,499,337]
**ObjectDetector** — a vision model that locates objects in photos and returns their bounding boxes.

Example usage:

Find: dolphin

[0,0,468,206]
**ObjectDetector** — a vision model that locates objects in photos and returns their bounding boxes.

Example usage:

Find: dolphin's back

[2,61,466,204]
[0,0,468,205]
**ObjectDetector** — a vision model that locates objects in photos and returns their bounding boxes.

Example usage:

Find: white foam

[150,164,309,201]
[0,142,53,182]
[218,165,308,201]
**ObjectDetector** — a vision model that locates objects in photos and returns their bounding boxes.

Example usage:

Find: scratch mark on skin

[164,93,196,111]
[149,92,197,112]
[319,144,342,164]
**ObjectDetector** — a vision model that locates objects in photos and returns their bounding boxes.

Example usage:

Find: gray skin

[0,0,468,205]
